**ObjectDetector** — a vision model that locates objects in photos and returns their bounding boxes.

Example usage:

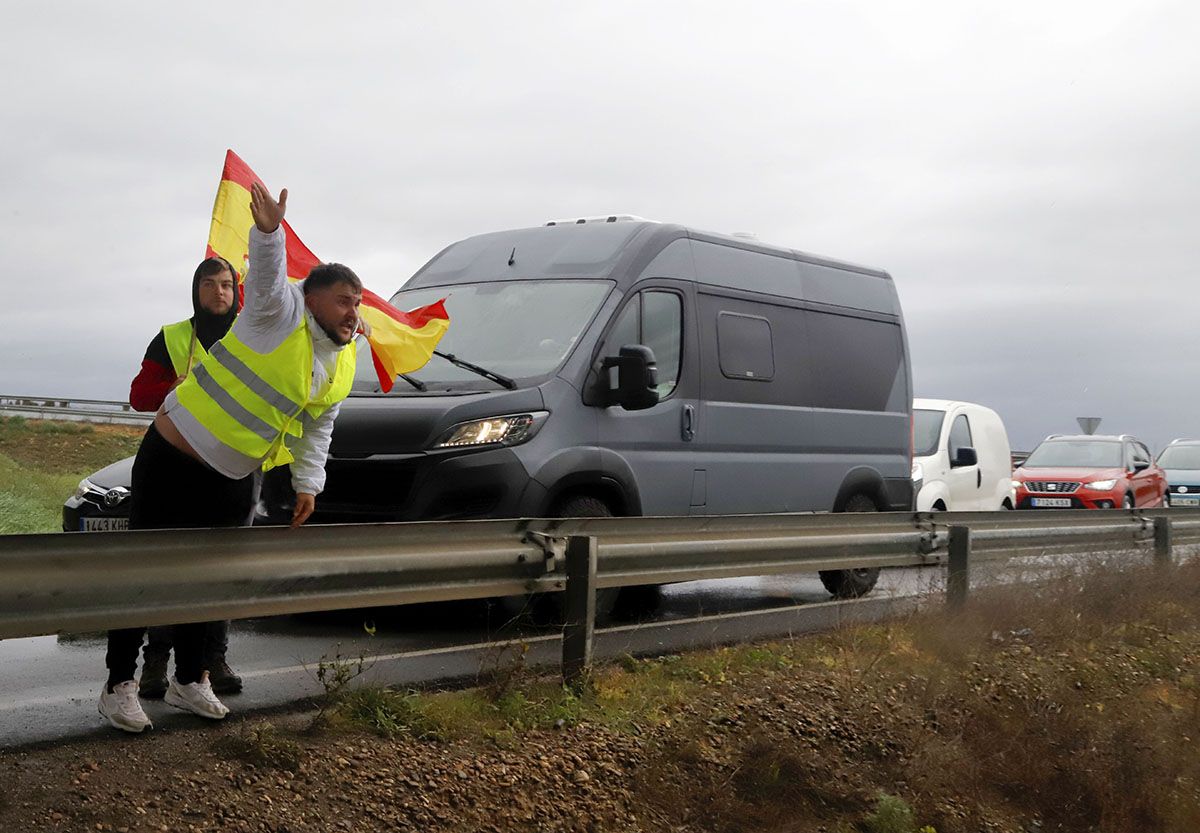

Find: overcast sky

[2,1,1197,452]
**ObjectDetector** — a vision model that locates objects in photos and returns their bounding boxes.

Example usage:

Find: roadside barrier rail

[0,394,152,426]
[1,508,1196,684]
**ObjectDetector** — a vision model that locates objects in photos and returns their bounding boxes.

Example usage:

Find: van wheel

[498,495,622,626]
[819,493,882,598]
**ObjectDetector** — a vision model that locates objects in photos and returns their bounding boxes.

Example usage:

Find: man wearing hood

[129,257,241,412]
[102,256,244,732]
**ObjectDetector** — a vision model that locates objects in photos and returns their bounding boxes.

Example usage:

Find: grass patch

[0,415,141,474]
[0,416,143,533]
[0,453,82,533]
[213,722,304,772]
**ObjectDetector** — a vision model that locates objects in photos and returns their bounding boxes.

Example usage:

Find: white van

[912,399,1015,511]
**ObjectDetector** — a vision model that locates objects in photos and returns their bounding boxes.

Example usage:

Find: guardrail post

[562,535,597,689]
[946,525,971,611]
[1154,516,1174,569]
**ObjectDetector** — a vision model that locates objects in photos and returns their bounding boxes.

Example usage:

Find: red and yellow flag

[206,149,449,392]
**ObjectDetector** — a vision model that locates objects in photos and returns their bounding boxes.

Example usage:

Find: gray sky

[2,1,1197,452]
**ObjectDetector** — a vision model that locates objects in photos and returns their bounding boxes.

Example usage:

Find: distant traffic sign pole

[1076,417,1102,435]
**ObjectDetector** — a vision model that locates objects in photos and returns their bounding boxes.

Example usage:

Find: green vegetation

[214,721,304,772]
[0,416,142,534]
[317,561,1200,832]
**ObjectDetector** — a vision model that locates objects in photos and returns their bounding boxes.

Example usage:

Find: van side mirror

[951,447,978,468]
[601,345,660,411]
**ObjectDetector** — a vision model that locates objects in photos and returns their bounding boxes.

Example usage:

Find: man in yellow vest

[99,182,361,732]
[125,256,245,703]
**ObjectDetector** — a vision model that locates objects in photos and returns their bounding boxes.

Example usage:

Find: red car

[1013,434,1167,510]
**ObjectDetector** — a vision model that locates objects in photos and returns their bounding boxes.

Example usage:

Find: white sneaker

[164,675,229,719]
[98,680,153,733]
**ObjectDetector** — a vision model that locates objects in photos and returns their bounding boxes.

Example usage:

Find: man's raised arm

[243,182,294,320]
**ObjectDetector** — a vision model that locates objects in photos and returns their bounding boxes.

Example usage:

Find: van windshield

[913,409,944,457]
[354,279,612,392]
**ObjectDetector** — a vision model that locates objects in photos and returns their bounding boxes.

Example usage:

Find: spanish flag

[206,150,449,392]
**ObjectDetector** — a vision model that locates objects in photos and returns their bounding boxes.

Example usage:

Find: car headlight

[1084,479,1117,491]
[911,463,924,482]
[432,412,549,449]
[1012,480,1023,490]
[73,478,96,500]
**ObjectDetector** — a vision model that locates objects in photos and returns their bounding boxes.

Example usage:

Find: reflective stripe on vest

[174,320,356,470]
[208,341,304,416]
[161,319,208,377]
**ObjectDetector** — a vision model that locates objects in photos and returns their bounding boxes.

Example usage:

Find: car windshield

[913,409,945,457]
[1023,440,1122,468]
[353,279,612,392]
[1157,446,1200,469]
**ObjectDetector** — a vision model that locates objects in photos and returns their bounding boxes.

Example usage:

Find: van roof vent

[545,214,657,226]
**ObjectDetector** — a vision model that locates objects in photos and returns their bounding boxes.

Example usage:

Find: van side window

[948,415,973,461]
[604,290,682,398]
[716,312,774,381]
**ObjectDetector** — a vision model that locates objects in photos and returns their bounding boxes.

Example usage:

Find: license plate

[81,516,129,532]
[1172,496,1200,507]
[1031,497,1072,508]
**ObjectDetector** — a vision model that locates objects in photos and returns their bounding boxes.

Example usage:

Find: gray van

[311,217,914,600]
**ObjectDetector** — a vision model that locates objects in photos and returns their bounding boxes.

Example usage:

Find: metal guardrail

[0,394,152,426]
[4,508,1199,644]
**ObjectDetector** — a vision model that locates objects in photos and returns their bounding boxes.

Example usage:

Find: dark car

[1157,439,1200,508]
[63,455,288,531]
[1012,434,1167,510]
[63,456,133,531]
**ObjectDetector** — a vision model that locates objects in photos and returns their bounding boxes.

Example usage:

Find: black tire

[819,493,882,598]
[499,494,623,625]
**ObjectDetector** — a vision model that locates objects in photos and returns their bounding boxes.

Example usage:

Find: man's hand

[291,492,316,528]
[168,374,187,391]
[250,181,287,233]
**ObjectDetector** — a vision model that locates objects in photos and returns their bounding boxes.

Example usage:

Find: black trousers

[142,621,228,664]
[105,423,254,687]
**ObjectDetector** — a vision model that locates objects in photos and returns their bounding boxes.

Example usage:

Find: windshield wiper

[372,373,426,393]
[434,350,517,390]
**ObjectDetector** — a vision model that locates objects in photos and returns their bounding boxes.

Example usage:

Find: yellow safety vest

[161,319,208,377]
[174,321,356,471]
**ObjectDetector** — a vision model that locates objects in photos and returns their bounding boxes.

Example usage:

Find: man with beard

[99,182,361,732]
[119,256,246,708]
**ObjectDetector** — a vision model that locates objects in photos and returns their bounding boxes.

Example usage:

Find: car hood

[330,387,547,458]
[86,455,135,489]
[1163,468,1200,485]
[1015,466,1125,481]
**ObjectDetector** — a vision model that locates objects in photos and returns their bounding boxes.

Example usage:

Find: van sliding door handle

[977,470,982,489]
[682,405,695,441]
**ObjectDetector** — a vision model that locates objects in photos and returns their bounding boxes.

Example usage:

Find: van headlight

[911,463,924,483]
[432,412,549,449]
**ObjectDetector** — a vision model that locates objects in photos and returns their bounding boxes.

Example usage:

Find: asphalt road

[0,566,946,748]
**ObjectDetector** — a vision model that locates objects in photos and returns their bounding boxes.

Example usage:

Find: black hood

[191,260,241,350]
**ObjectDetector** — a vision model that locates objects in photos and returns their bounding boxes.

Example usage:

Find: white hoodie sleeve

[289,401,340,496]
